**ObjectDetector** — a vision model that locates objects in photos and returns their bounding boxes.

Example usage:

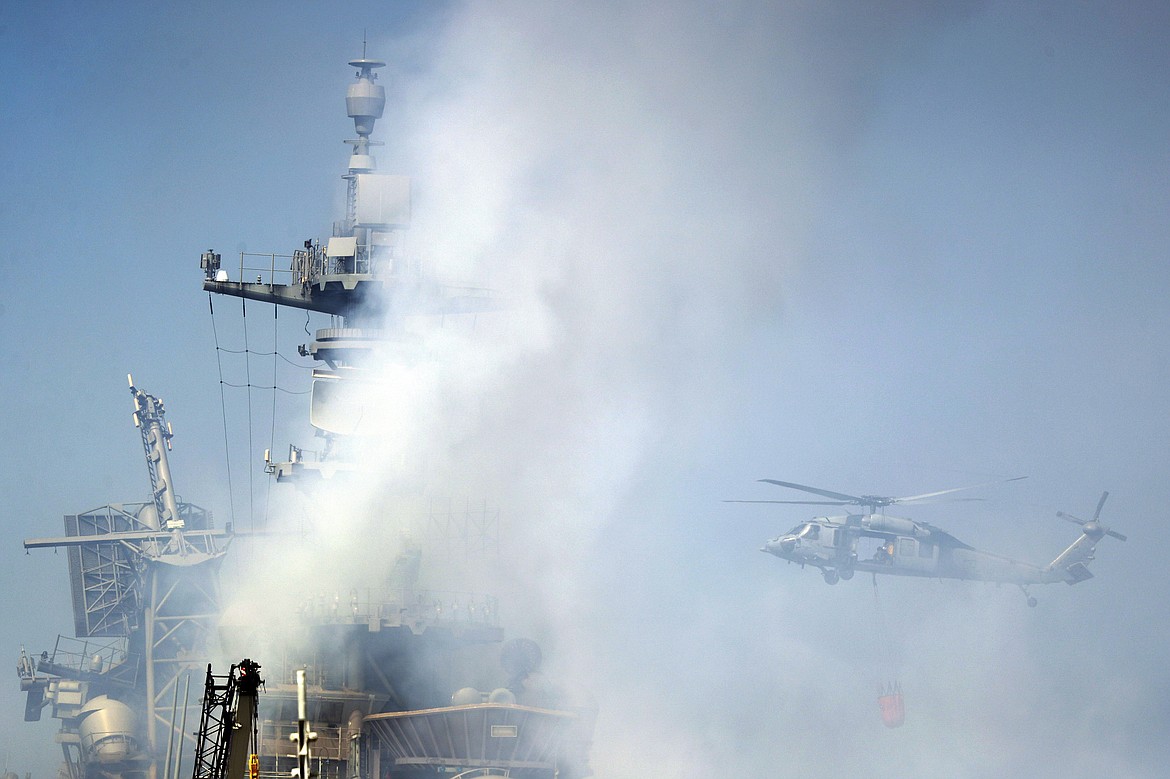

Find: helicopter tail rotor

[1045,490,1125,585]
[1057,491,1127,542]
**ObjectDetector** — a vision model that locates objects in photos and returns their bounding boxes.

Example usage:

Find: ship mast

[130,374,183,529]
[22,380,231,779]
[201,52,494,485]
[200,53,409,325]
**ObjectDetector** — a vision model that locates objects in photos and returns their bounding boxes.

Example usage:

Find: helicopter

[728,478,1125,606]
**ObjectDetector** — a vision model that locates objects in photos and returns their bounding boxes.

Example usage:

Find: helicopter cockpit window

[802,524,820,540]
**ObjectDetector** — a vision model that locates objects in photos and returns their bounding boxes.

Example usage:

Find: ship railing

[234,252,299,288]
[225,245,413,289]
[36,635,140,687]
[253,756,346,779]
[257,720,348,761]
[227,249,365,287]
[296,588,500,629]
[284,444,322,463]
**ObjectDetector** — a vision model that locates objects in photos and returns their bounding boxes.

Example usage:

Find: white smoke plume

[220,3,1169,778]
[221,3,829,775]
[323,3,915,777]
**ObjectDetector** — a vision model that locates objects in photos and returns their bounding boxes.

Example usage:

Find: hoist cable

[871,574,899,682]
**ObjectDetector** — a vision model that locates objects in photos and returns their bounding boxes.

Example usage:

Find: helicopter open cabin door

[856,533,895,565]
[894,536,936,575]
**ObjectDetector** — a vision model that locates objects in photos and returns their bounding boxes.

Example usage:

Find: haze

[2,2,1168,778]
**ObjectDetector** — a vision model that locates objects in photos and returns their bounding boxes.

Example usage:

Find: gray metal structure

[199,57,492,325]
[201,51,593,779]
[364,704,587,777]
[20,378,229,779]
[202,53,498,485]
[17,45,591,779]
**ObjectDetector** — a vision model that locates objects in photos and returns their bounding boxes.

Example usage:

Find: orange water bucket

[878,683,905,728]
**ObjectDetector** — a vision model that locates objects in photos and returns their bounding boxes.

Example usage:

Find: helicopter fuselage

[762,513,1085,587]
[741,480,1120,600]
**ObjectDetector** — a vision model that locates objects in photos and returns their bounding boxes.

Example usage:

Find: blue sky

[2,2,1170,777]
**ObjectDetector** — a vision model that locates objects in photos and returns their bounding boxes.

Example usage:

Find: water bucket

[878,683,905,728]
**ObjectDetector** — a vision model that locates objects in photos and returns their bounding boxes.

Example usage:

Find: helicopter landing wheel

[838,567,854,580]
[1027,596,1038,608]
[823,570,840,585]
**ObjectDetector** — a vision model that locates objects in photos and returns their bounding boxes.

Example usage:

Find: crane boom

[191,660,263,779]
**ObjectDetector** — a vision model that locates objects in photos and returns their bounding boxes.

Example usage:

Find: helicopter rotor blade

[1056,511,1085,525]
[1092,491,1109,523]
[723,499,849,505]
[893,476,1028,504]
[756,476,1026,510]
[1089,491,1124,540]
[757,480,866,503]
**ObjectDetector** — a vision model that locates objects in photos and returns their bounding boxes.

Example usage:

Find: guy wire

[207,293,237,527]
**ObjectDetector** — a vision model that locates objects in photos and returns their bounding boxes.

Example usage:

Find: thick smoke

[221,3,835,774]
[221,3,1168,778]
[334,3,920,777]
[373,4,813,647]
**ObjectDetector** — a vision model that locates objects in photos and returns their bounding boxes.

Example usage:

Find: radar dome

[78,696,138,763]
[136,503,160,530]
[450,687,482,706]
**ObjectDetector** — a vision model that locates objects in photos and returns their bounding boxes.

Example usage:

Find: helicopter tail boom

[1045,533,1100,584]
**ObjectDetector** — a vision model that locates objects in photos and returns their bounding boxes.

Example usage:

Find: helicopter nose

[762,538,796,555]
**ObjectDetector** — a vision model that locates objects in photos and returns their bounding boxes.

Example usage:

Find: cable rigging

[217,381,309,395]
[208,295,314,540]
[207,294,238,529]
[264,303,278,529]
[212,346,315,370]
[242,298,255,535]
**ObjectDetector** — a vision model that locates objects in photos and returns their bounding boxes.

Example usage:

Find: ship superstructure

[18,377,229,779]
[200,53,495,483]
[200,51,593,779]
[18,48,591,779]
